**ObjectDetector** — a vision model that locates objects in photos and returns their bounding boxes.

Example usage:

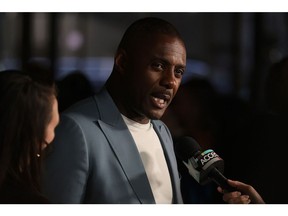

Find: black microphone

[174,136,235,192]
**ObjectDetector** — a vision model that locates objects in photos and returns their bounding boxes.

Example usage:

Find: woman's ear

[114,49,128,74]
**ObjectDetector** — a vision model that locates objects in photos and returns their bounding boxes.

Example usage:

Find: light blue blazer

[43,87,183,204]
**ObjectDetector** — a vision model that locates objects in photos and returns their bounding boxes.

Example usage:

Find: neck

[106,76,150,124]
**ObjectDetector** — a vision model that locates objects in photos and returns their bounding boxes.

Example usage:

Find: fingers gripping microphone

[174,136,235,192]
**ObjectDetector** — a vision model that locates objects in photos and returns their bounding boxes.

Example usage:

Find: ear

[114,49,128,74]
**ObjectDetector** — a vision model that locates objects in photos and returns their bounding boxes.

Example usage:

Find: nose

[160,69,177,89]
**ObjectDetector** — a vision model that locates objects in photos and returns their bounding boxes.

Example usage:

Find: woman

[0,71,59,203]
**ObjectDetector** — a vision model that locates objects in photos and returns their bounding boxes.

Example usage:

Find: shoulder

[64,96,99,116]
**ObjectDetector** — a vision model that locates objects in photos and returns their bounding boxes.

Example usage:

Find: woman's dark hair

[0,70,57,193]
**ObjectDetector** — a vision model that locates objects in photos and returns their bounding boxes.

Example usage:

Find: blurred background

[1,12,288,203]
[1,13,288,108]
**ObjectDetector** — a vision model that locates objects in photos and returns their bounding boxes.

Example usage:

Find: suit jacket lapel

[95,88,155,204]
[152,121,182,204]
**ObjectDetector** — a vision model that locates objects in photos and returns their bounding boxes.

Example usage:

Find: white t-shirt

[122,115,173,204]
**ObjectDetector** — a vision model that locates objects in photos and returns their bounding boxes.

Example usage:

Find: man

[43,17,185,204]
[43,17,263,204]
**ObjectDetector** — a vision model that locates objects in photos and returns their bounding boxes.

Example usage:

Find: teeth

[154,97,165,104]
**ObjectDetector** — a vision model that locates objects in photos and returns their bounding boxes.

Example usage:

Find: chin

[148,110,165,120]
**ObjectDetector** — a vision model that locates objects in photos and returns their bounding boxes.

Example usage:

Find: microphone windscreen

[174,136,201,161]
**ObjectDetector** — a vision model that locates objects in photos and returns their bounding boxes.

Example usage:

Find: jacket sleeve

[43,114,89,204]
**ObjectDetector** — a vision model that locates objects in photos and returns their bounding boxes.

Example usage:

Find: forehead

[134,33,186,64]
[135,32,184,47]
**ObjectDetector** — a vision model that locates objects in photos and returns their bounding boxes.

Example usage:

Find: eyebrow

[151,56,186,68]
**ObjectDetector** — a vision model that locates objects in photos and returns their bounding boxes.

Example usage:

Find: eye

[175,68,185,78]
[152,62,165,71]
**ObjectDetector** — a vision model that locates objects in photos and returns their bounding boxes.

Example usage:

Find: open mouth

[151,92,171,109]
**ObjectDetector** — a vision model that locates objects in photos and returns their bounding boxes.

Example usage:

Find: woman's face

[43,96,59,149]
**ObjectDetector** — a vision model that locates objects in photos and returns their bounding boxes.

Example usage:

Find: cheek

[173,81,181,95]
[45,126,55,144]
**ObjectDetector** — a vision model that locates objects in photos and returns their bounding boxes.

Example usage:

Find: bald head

[117,17,185,52]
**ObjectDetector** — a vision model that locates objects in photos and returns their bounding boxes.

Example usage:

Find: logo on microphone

[195,149,219,167]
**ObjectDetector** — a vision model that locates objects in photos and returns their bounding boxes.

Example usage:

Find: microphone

[174,136,235,192]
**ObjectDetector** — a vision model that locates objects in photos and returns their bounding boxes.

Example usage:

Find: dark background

[1,13,287,110]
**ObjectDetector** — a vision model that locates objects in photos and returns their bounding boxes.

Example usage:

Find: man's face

[122,34,186,124]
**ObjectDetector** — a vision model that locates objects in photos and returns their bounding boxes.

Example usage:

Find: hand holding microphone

[174,136,235,192]
[174,136,265,204]
[219,179,265,204]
